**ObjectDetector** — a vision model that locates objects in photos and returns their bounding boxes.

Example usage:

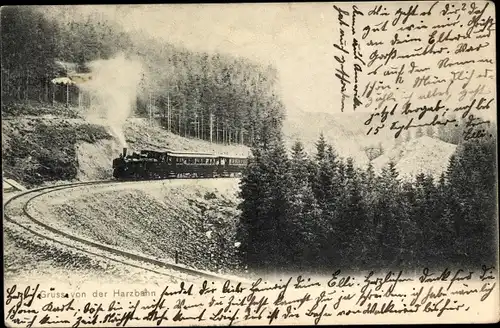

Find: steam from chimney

[79,53,144,148]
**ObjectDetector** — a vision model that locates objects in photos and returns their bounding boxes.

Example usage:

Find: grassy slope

[372,136,457,179]
[29,179,243,275]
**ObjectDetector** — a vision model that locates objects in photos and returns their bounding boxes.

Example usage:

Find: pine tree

[338,158,369,268]
[336,152,346,189]
[312,136,337,209]
[237,147,267,269]
[288,141,323,269]
[265,137,294,271]
[315,133,327,162]
[290,141,309,182]
[311,136,344,266]
[412,173,439,262]
[431,173,455,264]
[444,154,465,236]
[237,131,292,272]
[374,161,409,266]
[399,179,419,266]
[364,161,376,188]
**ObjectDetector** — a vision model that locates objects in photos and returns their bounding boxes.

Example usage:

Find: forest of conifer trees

[237,126,498,274]
[1,6,284,146]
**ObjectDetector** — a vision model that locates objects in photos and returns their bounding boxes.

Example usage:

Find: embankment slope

[28,179,243,275]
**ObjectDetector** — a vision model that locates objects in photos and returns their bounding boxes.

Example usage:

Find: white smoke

[79,53,144,148]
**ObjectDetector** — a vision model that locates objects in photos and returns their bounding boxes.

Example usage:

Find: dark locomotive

[112,148,248,180]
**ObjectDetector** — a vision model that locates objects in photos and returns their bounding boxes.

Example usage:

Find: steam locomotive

[112,148,248,180]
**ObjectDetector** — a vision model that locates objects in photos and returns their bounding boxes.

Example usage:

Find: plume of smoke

[79,53,144,148]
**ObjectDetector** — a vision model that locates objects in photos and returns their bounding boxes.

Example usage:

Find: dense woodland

[1,6,284,146]
[237,121,498,273]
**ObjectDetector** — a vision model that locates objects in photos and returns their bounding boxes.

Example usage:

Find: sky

[57,3,343,114]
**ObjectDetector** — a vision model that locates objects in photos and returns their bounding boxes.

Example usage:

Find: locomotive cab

[112,148,128,178]
[112,156,126,178]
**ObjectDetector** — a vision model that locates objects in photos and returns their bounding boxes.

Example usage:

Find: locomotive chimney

[122,147,127,157]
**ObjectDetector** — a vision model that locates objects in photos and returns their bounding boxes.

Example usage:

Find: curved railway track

[4,180,245,283]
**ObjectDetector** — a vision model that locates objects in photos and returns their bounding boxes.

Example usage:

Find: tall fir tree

[374,161,411,266]
[339,158,369,268]
[311,136,344,266]
[312,136,338,209]
[237,126,292,272]
[288,141,323,270]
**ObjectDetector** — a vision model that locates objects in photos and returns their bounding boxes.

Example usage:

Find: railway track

[4,180,247,284]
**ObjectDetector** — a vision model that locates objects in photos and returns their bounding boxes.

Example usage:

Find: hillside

[395,137,457,179]
[283,109,403,168]
[283,110,462,180]
[372,136,457,180]
[28,179,243,275]
[283,110,369,167]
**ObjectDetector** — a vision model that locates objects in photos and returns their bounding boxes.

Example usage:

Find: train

[112,148,248,180]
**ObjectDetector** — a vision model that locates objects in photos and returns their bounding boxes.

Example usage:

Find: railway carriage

[170,152,221,178]
[112,148,248,180]
[219,156,247,177]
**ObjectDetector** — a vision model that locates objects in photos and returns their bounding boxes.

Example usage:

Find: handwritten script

[332,1,496,140]
[4,267,498,326]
